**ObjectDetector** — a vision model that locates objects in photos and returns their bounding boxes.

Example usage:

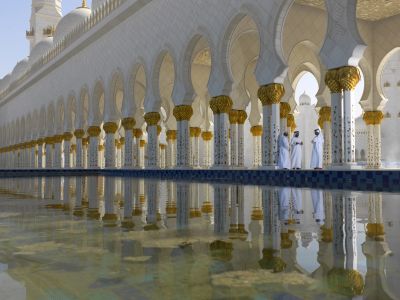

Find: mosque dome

[29,37,53,65]
[54,6,91,44]
[0,74,11,93]
[299,92,312,106]
[11,59,29,82]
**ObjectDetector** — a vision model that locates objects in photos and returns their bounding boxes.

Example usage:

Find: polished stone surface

[0,177,399,299]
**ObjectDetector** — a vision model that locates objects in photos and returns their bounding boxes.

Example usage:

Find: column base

[329,163,362,170]
[259,165,279,170]
[174,166,193,170]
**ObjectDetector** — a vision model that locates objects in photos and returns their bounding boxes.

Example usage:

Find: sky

[0,0,91,79]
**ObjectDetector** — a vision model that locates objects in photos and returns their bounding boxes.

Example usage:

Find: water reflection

[0,176,399,299]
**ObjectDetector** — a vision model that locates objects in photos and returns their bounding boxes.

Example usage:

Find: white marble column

[53,135,63,168]
[363,111,384,169]
[201,131,213,168]
[133,129,143,168]
[210,96,232,168]
[144,112,161,169]
[166,130,177,168]
[87,126,101,168]
[103,122,118,168]
[331,92,343,165]
[44,137,53,168]
[173,105,193,168]
[122,117,135,168]
[190,127,201,168]
[258,84,284,168]
[251,126,262,168]
[237,110,247,168]
[159,144,166,169]
[229,111,238,167]
[74,129,85,168]
[319,107,332,167]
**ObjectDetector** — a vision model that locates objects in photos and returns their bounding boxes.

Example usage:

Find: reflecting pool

[0,177,399,299]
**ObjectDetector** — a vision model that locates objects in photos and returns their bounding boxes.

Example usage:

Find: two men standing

[278,129,324,170]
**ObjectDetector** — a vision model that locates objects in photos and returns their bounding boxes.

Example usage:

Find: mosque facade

[0,0,399,170]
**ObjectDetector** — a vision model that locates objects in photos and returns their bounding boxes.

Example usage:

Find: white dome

[30,37,53,65]
[0,74,11,93]
[54,7,91,43]
[299,92,311,106]
[11,59,29,82]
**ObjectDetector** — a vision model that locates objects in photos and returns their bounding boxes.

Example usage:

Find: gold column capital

[44,137,54,145]
[87,126,101,137]
[70,144,77,152]
[159,143,166,150]
[173,105,193,121]
[74,129,85,139]
[258,83,285,106]
[363,111,384,125]
[229,110,239,124]
[250,125,263,137]
[139,140,146,148]
[337,66,361,91]
[166,130,177,141]
[201,131,213,141]
[287,114,296,132]
[190,127,201,138]
[237,110,247,124]
[280,102,291,119]
[133,128,143,138]
[209,95,233,114]
[144,112,161,126]
[63,132,74,141]
[121,117,136,130]
[103,122,118,134]
[318,106,332,128]
[82,137,89,146]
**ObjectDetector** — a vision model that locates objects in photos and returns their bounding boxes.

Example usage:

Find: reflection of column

[62,133,73,168]
[201,131,213,168]
[251,126,262,167]
[87,176,100,220]
[122,117,135,168]
[319,107,332,167]
[190,127,201,167]
[229,185,238,235]
[201,184,213,216]
[103,122,118,168]
[121,178,134,229]
[229,110,238,167]
[63,177,70,211]
[144,112,161,169]
[82,137,89,168]
[73,176,84,217]
[37,139,44,168]
[213,184,229,234]
[166,181,176,218]
[363,111,384,169]
[74,129,85,168]
[145,180,159,230]
[176,182,190,229]
[166,130,177,168]
[258,84,284,168]
[103,177,118,227]
[88,126,101,168]
[237,110,247,168]
[210,96,232,168]
[173,106,192,168]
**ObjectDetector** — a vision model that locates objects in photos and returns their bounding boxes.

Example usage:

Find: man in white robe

[290,131,303,169]
[310,129,324,169]
[278,132,290,169]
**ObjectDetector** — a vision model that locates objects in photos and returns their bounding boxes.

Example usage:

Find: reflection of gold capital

[321,226,333,243]
[173,105,193,121]
[363,111,384,125]
[103,122,118,134]
[327,268,364,297]
[201,201,213,213]
[366,223,385,238]
[144,112,161,126]
[209,95,232,114]
[281,232,293,249]
[258,83,285,106]
[250,125,263,137]
[251,208,263,220]
[121,117,136,130]
[280,102,291,119]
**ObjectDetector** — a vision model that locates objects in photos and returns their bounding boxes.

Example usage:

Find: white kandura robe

[310,134,324,169]
[278,135,290,169]
[279,187,291,221]
[290,137,303,169]
[311,189,324,225]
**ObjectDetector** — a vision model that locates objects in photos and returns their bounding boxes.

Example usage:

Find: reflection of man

[278,132,290,170]
[311,189,324,225]
[292,188,303,223]
[310,129,324,169]
[290,131,303,169]
[279,187,291,224]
